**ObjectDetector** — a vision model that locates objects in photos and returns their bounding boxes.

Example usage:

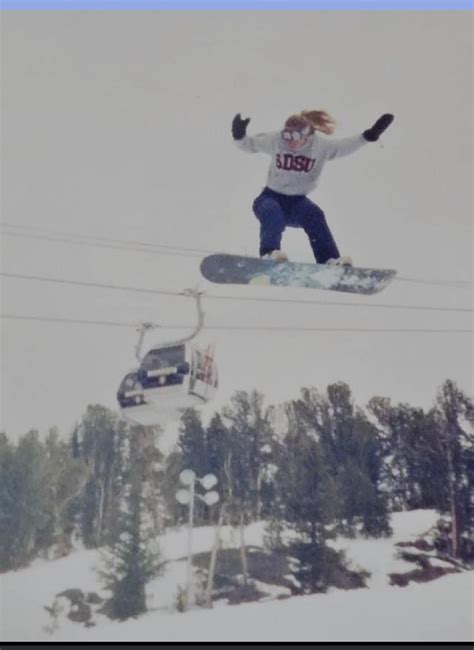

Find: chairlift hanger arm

[134,289,205,361]
[135,321,159,363]
[161,288,204,348]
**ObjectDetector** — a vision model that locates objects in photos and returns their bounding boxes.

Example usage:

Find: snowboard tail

[200,254,396,295]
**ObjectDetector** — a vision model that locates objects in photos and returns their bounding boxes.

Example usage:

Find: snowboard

[200,254,396,295]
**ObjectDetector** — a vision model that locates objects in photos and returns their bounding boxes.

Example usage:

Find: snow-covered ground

[328,508,446,589]
[1,510,472,642]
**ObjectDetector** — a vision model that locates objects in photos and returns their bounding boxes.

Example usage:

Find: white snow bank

[1,549,103,641]
[39,572,474,643]
[329,509,441,588]
[1,509,472,643]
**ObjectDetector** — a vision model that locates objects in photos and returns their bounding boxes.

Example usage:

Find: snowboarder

[231,109,394,266]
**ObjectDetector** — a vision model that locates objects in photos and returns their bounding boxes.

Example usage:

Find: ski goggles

[281,126,311,141]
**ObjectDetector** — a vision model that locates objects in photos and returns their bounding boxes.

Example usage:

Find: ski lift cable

[1,313,472,334]
[2,222,473,290]
[1,270,472,315]
[0,229,204,259]
[0,222,214,255]
[0,271,179,298]
[395,276,473,289]
[0,313,138,327]
[206,292,473,314]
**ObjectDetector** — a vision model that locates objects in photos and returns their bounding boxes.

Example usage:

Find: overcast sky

[1,10,472,441]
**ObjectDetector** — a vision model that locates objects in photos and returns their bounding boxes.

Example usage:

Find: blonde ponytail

[301,109,336,135]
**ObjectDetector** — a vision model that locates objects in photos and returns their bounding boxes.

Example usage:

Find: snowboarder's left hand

[363,114,394,142]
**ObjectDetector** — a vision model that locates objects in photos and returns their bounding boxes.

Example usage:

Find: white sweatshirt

[235,131,367,196]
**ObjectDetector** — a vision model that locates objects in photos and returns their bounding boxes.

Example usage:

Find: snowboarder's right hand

[232,113,250,140]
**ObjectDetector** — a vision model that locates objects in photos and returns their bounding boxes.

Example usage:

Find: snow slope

[49,573,473,643]
[1,510,472,642]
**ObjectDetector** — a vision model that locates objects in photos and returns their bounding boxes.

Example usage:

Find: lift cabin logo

[275,153,316,172]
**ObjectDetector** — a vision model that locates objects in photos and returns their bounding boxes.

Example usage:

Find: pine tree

[367,389,472,530]
[270,406,348,593]
[275,424,337,542]
[176,408,210,525]
[204,413,233,508]
[221,390,276,520]
[367,397,435,509]
[284,383,390,537]
[178,408,208,473]
[36,427,93,557]
[78,405,128,547]
[100,428,162,620]
[162,449,188,526]
[2,431,50,568]
[433,379,473,558]
[0,432,18,570]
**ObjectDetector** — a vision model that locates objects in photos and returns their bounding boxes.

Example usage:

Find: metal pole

[205,502,225,608]
[185,478,195,610]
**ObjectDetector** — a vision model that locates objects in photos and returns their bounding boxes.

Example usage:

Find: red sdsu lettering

[282,154,293,170]
[293,156,305,171]
[275,154,315,172]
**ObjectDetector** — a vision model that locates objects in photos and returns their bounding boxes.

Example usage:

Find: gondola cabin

[137,342,218,413]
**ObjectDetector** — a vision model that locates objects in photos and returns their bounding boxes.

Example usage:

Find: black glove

[232,113,250,140]
[363,113,394,142]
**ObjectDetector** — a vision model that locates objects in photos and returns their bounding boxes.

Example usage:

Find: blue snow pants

[252,186,340,263]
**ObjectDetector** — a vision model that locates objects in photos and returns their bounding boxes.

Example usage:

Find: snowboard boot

[262,250,289,263]
[327,256,353,267]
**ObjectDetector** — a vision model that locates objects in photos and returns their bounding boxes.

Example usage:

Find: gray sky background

[1,11,472,441]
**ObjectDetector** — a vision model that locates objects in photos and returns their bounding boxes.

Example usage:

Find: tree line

[0,379,472,618]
